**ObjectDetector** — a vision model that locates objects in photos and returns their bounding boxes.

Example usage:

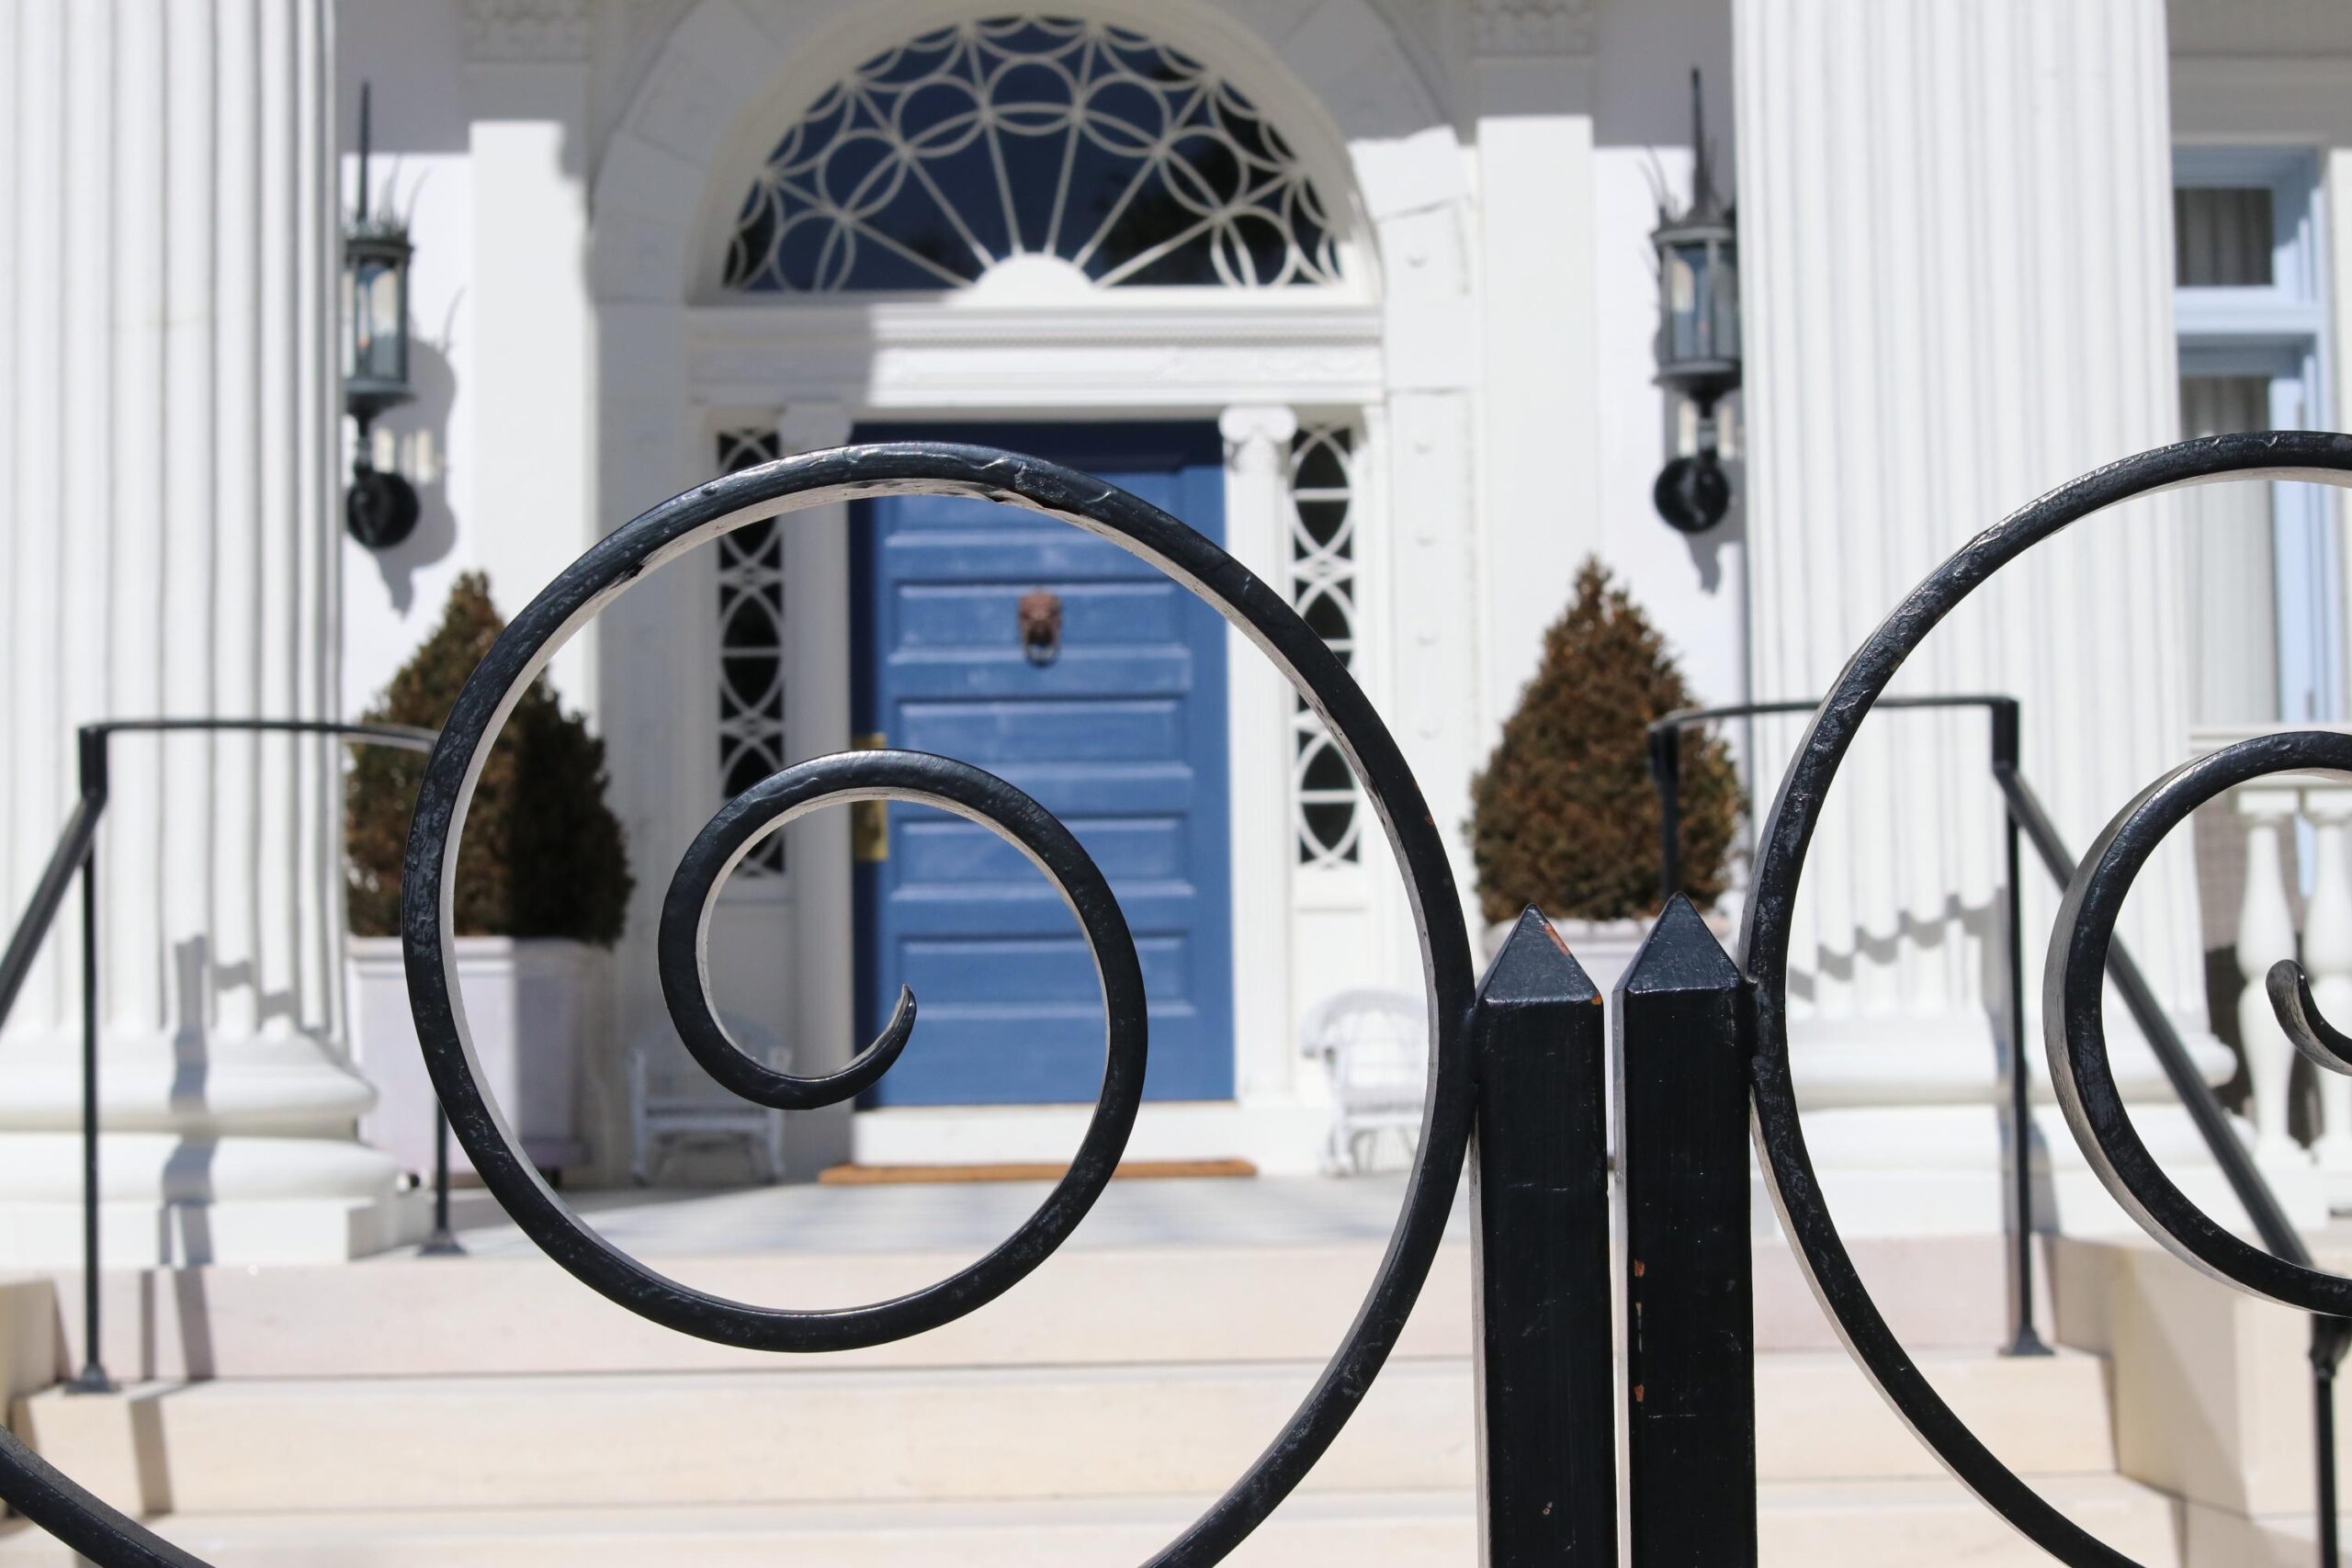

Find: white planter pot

[1544,917,1653,999]
[346,936,600,1179]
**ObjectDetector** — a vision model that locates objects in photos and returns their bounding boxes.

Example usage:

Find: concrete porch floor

[428,1173,1461,1260]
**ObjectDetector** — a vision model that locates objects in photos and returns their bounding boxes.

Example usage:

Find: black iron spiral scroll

[399,445,1483,1564]
[1743,429,2352,1566]
[12,433,2352,1566]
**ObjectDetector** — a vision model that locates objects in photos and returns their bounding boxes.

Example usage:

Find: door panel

[853,423,1233,1105]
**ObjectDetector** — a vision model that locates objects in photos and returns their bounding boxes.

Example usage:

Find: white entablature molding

[684,300,1387,412]
[1471,0,1596,57]
[460,0,593,62]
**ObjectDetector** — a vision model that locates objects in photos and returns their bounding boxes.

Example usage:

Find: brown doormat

[818,1158,1258,1186]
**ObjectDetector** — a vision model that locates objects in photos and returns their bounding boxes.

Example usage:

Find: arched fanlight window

[723,16,1345,293]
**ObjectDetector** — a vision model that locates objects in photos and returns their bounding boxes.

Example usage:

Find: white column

[461,0,594,708]
[2299,784,2352,1194]
[781,402,855,1178]
[1734,0,2318,1234]
[1219,406,1300,1104]
[0,0,406,1265]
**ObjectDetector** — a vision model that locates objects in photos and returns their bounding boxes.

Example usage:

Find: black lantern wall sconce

[344,83,422,550]
[1650,70,1741,536]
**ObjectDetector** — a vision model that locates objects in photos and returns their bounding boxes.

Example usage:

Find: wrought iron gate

[6,432,2352,1566]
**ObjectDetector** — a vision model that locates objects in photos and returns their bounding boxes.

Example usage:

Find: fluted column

[1733,0,2317,1234]
[0,0,405,1264]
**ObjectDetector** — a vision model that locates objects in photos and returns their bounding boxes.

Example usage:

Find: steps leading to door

[0,1477,2184,1567]
[56,1230,2052,1381]
[13,1349,2117,1516]
[0,1221,2170,1563]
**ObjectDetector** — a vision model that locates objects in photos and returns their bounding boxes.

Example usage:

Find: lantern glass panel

[1708,240,1741,362]
[1662,240,1702,365]
[345,252,406,387]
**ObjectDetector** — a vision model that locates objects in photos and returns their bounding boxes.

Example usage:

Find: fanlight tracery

[722,16,1346,294]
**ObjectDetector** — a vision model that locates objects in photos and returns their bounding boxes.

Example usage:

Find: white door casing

[589,0,1477,1169]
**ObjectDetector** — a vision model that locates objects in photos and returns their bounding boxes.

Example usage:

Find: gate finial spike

[1621,893,1740,998]
[1476,906,1599,1007]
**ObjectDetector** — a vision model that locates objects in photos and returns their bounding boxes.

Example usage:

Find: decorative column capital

[460,0,591,63]
[1473,0,1597,58]
[1219,405,1298,474]
[778,402,853,455]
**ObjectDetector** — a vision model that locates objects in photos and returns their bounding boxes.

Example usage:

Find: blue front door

[852,423,1234,1106]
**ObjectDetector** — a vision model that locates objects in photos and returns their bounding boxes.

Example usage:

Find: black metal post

[1469,908,1614,1563]
[1618,894,1755,1567]
[1990,702,2049,1358]
[1649,724,1684,909]
[69,729,109,1393]
[2317,1316,2348,1568]
[420,1109,463,1256]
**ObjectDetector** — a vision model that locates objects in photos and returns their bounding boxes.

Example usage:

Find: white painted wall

[1474,0,1745,739]
[336,0,480,717]
[1587,0,1743,719]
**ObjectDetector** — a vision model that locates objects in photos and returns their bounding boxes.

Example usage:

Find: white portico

[6,0,2350,1265]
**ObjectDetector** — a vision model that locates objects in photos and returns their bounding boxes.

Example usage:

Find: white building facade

[5,0,2352,1259]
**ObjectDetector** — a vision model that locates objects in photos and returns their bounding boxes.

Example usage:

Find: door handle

[1019,588,1063,666]
[852,731,888,863]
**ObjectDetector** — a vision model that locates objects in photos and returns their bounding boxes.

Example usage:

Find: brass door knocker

[1018,588,1063,666]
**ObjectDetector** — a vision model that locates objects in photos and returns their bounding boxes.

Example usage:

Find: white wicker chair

[1300,988,1430,1175]
[628,1018,790,1185]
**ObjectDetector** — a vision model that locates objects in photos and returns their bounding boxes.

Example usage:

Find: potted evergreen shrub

[344,573,632,1180]
[1468,558,1740,995]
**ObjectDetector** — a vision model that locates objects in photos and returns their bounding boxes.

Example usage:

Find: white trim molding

[1472,0,1596,58]
[684,299,1385,412]
[460,0,591,62]
[1220,405,1302,1106]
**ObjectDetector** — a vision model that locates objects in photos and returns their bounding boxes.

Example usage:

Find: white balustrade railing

[2196,724,2352,1206]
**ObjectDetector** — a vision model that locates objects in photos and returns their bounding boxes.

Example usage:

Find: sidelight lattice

[714,427,788,876]
[1288,424,1363,866]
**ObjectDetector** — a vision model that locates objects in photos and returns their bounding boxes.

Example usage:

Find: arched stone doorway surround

[585,0,1481,1176]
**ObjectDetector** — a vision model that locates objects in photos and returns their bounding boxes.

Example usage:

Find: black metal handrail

[1652,694,2346,1567]
[1649,694,2041,1354]
[0,719,443,1393]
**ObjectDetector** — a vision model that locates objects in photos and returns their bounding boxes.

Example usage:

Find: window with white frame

[1289,423,1363,866]
[2174,147,2339,726]
[714,426,787,877]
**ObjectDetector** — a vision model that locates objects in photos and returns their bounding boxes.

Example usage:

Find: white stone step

[13,1349,2119,1517]
[0,1476,2184,1567]
[57,1230,2048,1380]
